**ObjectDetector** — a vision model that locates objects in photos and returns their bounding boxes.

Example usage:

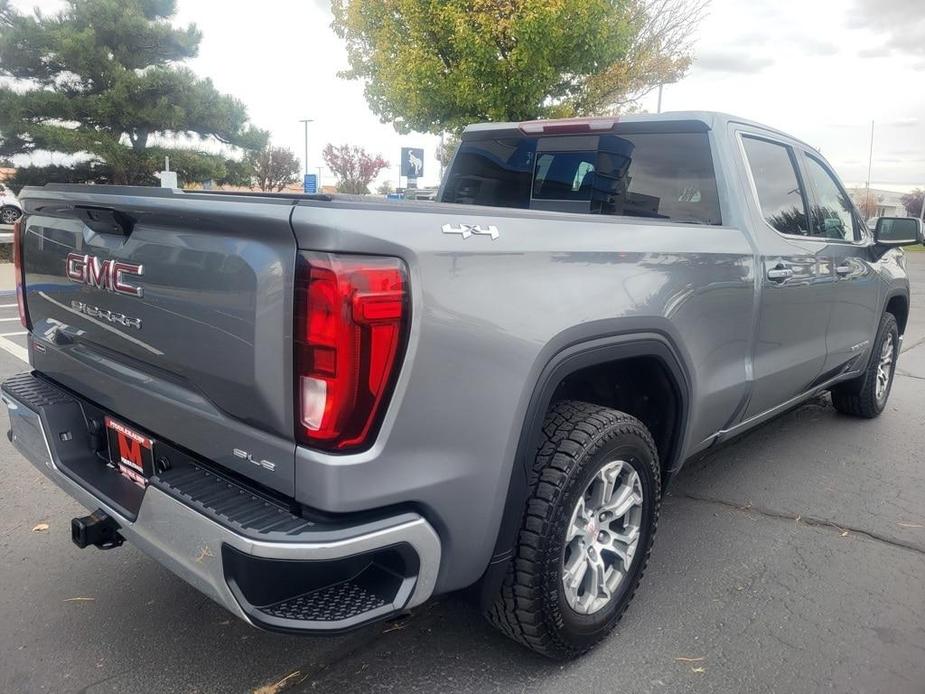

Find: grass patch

[903,244,925,252]
[0,244,12,263]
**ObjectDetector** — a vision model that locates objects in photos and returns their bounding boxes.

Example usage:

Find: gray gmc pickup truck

[4,112,922,659]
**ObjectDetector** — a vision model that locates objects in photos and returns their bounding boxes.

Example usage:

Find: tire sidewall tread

[832,312,899,418]
[485,400,661,660]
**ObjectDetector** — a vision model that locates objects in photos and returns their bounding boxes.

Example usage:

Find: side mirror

[874,217,923,247]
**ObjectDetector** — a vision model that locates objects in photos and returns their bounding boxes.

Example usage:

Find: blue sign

[303,174,318,194]
[386,192,403,200]
[400,148,424,179]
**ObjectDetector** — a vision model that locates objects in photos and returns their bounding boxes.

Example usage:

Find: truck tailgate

[18,187,298,496]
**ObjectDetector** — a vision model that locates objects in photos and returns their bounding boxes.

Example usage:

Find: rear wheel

[831,312,899,418]
[485,401,660,659]
[0,206,21,225]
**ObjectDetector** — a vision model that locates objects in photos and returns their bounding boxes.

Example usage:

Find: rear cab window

[441,124,722,225]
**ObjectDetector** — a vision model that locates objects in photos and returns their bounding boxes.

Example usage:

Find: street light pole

[865,120,874,214]
[299,119,314,177]
[657,84,663,114]
[439,131,446,182]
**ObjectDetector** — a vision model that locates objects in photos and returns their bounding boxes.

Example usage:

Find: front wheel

[831,312,899,418]
[0,206,21,225]
[485,401,661,659]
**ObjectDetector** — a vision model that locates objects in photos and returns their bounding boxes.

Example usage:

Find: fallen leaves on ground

[691,666,706,674]
[826,521,850,537]
[382,615,413,633]
[383,622,407,633]
[252,671,301,694]
[31,523,49,532]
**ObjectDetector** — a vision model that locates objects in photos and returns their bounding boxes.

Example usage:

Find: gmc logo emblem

[66,253,144,298]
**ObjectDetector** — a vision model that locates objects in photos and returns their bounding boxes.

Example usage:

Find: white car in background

[0,185,23,225]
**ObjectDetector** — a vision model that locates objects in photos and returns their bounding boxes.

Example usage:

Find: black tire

[831,312,899,418]
[0,206,21,225]
[484,400,661,660]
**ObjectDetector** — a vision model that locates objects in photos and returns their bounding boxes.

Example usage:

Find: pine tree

[0,0,266,189]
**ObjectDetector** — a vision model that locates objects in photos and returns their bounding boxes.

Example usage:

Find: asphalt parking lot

[1,255,924,694]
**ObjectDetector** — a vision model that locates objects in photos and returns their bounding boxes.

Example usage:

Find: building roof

[848,187,908,207]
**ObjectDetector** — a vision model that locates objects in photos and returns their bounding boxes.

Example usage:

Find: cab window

[803,155,858,241]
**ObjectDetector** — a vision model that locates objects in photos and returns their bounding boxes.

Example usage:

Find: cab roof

[463,111,816,152]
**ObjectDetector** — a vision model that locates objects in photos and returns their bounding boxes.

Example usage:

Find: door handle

[835,264,851,276]
[767,266,793,282]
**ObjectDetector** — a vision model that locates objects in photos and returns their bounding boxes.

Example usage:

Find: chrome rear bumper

[2,373,441,632]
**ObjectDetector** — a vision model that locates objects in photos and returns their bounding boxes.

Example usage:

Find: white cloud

[800,38,839,56]
[888,118,919,128]
[858,46,892,59]
[850,0,925,56]
[695,51,774,74]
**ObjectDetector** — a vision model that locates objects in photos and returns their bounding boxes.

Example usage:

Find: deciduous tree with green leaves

[332,0,705,134]
[435,134,460,169]
[0,0,266,190]
[247,145,302,192]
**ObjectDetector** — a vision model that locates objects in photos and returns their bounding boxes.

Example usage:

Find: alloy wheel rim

[561,459,644,615]
[875,333,895,404]
[0,208,17,224]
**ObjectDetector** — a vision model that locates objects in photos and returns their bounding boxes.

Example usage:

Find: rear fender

[476,333,691,608]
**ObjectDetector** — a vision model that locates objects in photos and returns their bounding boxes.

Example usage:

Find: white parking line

[0,317,21,322]
[0,304,17,308]
[0,331,26,337]
[0,336,28,363]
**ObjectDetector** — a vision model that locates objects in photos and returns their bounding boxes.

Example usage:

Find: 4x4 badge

[442,223,500,240]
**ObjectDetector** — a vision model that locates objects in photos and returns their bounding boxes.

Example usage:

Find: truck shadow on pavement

[13,386,924,693]
[267,386,925,692]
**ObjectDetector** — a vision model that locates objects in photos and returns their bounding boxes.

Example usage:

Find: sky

[8,0,925,192]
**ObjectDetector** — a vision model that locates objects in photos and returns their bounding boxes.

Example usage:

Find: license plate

[105,416,154,488]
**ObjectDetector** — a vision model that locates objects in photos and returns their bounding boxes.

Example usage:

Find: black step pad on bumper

[2,371,441,634]
[261,581,389,622]
[154,464,315,537]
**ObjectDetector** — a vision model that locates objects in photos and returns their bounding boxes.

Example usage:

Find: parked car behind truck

[4,112,922,659]
[0,183,23,225]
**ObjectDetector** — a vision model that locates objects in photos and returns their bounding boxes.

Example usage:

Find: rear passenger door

[739,133,834,419]
[798,152,881,377]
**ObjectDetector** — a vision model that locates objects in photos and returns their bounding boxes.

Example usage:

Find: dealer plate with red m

[105,416,155,488]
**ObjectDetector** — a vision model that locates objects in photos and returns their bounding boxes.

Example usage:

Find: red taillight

[294,253,409,451]
[12,217,30,330]
[518,117,619,135]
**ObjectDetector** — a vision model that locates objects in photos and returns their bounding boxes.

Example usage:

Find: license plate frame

[105,416,155,488]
